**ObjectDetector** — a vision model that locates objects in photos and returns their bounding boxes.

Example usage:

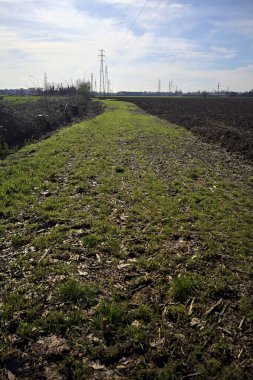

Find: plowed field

[112,97,253,161]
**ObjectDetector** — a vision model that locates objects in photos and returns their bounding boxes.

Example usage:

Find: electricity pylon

[158,79,161,94]
[98,49,106,95]
[90,73,94,92]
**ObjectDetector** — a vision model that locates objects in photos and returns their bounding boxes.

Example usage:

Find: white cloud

[0,0,252,91]
[171,3,183,8]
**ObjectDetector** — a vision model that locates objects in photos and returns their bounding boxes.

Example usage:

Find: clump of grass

[102,238,121,256]
[1,293,27,320]
[211,341,233,362]
[93,300,130,346]
[127,324,149,346]
[11,234,29,248]
[40,310,85,335]
[166,305,188,323]
[240,296,253,320]
[188,169,200,180]
[247,176,253,186]
[57,279,99,307]
[137,257,160,272]
[95,301,128,327]
[32,226,68,250]
[82,234,100,248]
[68,360,90,380]
[209,275,237,300]
[171,274,200,302]
[136,304,154,322]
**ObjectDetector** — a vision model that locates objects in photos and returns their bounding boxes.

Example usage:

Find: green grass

[1,95,42,104]
[0,99,252,378]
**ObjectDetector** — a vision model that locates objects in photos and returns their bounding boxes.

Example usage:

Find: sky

[0,0,253,92]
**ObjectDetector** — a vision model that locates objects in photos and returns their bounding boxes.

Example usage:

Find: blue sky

[0,0,253,92]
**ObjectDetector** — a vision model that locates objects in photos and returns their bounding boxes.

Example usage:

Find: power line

[114,0,136,48]
[151,0,166,23]
[115,0,166,55]
[124,0,149,38]
[117,0,149,49]
[119,0,136,26]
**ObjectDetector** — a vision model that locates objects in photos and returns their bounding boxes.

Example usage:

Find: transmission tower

[217,82,220,94]
[98,49,106,95]
[44,72,48,92]
[169,79,173,93]
[94,79,97,93]
[90,73,94,92]
[105,65,109,95]
[158,79,161,94]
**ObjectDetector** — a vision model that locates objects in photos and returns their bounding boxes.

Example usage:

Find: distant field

[110,96,253,160]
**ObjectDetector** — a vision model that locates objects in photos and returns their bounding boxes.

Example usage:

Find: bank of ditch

[0,95,103,159]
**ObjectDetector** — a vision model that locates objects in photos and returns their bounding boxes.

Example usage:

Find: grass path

[0,100,252,379]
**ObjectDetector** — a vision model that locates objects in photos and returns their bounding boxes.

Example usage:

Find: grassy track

[0,100,252,379]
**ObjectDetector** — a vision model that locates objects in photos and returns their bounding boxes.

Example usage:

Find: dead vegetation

[0,96,103,158]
